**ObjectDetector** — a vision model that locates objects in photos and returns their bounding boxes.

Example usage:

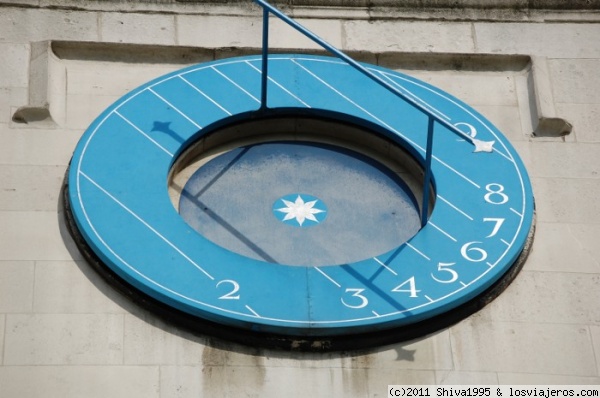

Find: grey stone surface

[101,13,176,45]
[344,20,475,54]
[0,165,65,211]
[33,261,128,313]
[450,319,597,375]
[532,177,600,224]
[0,366,160,398]
[0,0,599,394]
[474,23,600,58]
[4,314,124,365]
[0,44,29,88]
[0,261,34,313]
[0,211,81,261]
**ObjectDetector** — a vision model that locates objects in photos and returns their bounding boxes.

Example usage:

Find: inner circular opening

[168,116,431,266]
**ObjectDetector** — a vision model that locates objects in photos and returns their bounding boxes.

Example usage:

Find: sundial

[63,2,534,351]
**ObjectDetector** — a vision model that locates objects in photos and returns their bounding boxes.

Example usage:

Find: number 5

[431,262,458,284]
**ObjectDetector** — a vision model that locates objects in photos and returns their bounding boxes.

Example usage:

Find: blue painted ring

[67,55,534,337]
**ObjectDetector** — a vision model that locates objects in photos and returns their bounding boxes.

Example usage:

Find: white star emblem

[276,195,326,226]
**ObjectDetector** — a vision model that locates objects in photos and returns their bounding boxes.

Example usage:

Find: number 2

[217,280,240,300]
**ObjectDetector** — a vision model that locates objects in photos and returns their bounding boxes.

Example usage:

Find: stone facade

[1,1,599,396]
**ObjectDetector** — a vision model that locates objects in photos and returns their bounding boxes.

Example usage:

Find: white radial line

[493,147,512,161]
[211,66,261,104]
[114,111,173,157]
[373,257,398,276]
[459,281,468,287]
[486,262,494,268]
[147,87,202,129]
[433,155,480,188]
[510,207,523,217]
[292,59,481,189]
[429,222,458,242]
[406,243,431,261]
[372,310,381,317]
[501,238,510,247]
[178,75,232,116]
[245,61,312,108]
[79,171,215,280]
[424,295,434,302]
[376,70,451,121]
[314,267,341,288]
[437,195,474,221]
[245,305,261,318]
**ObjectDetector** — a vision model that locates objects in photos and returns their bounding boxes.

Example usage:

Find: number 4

[392,276,420,298]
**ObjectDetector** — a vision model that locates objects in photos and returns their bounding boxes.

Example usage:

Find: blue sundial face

[65,54,534,348]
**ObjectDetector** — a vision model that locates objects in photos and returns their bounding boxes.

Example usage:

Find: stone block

[592,326,600,376]
[268,17,343,50]
[0,165,65,211]
[435,370,499,384]
[486,270,600,325]
[450,319,597,376]
[0,8,98,43]
[556,103,600,143]
[549,59,600,104]
[0,366,159,398]
[344,20,475,54]
[0,211,82,261]
[160,365,368,398]
[177,14,262,48]
[0,128,81,166]
[100,13,176,46]
[123,314,208,365]
[0,261,34,313]
[524,222,600,274]
[531,177,600,224]
[474,23,600,58]
[524,142,600,179]
[0,43,29,88]
[4,314,124,365]
[33,261,128,314]
[498,372,600,384]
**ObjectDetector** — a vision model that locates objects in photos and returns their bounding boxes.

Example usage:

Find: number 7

[483,217,504,238]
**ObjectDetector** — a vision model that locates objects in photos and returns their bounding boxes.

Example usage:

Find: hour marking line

[372,310,381,317]
[437,195,474,221]
[314,267,341,288]
[376,70,451,121]
[245,305,261,318]
[429,222,457,242]
[79,171,215,280]
[373,257,398,275]
[510,207,523,217]
[245,61,312,108]
[406,243,431,261]
[501,238,510,246]
[459,281,468,287]
[147,88,202,129]
[425,295,434,302]
[486,262,494,268]
[292,59,481,189]
[114,111,173,157]
[211,66,261,104]
[178,75,233,116]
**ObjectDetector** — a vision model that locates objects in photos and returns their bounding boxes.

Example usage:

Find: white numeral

[217,280,240,300]
[431,262,458,284]
[341,288,369,309]
[483,217,505,238]
[484,183,509,205]
[392,277,420,298]
[461,241,488,262]
[454,122,477,138]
